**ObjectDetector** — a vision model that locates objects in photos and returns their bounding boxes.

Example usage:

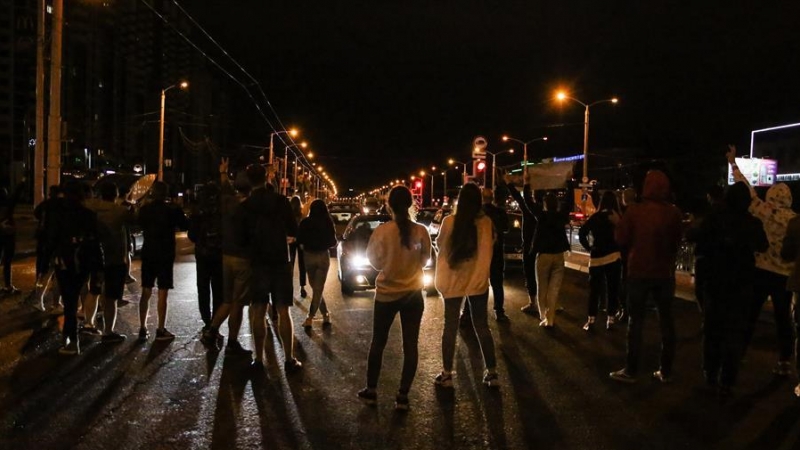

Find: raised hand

[726,145,737,165]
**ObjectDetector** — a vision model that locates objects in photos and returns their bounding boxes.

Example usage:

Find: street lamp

[501,135,547,182]
[555,90,618,184]
[448,158,468,186]
[485,148,514,191]
[158,80,188,181]
[283,141,307,195]
[269,127,298,165]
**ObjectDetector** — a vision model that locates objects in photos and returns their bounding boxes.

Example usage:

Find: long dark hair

[448,183,482,267]
[388,186,413,249]
[308,199,335,232]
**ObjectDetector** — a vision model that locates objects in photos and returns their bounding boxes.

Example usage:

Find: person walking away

[579,190,623,331]
[90,182,136,342]
[298,199,337,328]
[472,188,510,322]
[0,178,27,294]
[357,186,431,410]
[780,213,800,397]
[690,185,725,315]
[528,193,571,328]
[434,183,500,389]
[728,145,797,377]
[610,170,683,384]
[200,158,252,356]
[289,196,308,299]
[234,164,301,372]
[137,181,189,341]
[687,181,768,397]
[505,176,539,317]
[46,181,101,355]
[188,183,224,331]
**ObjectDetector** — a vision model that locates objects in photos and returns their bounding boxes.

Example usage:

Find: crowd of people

[17,147,800,410]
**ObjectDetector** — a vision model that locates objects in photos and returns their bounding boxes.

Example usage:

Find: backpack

[246,196,290,265]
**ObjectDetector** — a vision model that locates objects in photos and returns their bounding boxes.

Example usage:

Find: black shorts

[103,264,127,300]
[251,263,293,307]
[141,257,174,289]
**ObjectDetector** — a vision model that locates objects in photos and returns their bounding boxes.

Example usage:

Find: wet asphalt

[0,235,799,450]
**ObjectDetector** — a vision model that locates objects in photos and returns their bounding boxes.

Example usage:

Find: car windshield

[329,203,360,224]
[344,216,390,248]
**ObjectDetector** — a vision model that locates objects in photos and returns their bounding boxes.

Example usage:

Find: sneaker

[606,316,616,330]
[155,328,176,341]
[539,319,550,328]
[80,326,102,336]
[494,311,510,323]
[520,303,539,317]
[773,361,792,376]
[322,313,332,326]
[284,358,303,373]
[652,370,672,383]
[609,369,637,384]
[59,340,80,355]
[138,327,149,341]
[302,317,313,328]
[200,329,220,351]
[582,317,595,332]
[357,388,377,406]
[483,370,500,388]
[434,371,453,388]
[394,393,410,411]
[300,287,308,298]
[102,332,127,343]
[225,340,253,357]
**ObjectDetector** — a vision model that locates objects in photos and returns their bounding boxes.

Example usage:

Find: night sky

[187,1,800,193]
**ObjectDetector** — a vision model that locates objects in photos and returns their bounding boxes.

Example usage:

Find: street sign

[472,136,487,159]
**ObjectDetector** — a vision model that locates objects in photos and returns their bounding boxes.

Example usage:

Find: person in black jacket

[234,164,301,372]
[504,177,539,317]
[188,182,223,330]
[579,191,623,331]
[137,181,190,342]
[686,181,768,396]
[46,181,100,355]
[298,199,337,328]
[529,193,571,328]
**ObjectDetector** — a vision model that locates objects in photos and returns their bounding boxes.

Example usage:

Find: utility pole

[34,0,46,204]
[46,0,63,190]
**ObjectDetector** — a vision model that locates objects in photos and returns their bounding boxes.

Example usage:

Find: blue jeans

[625,278,676,376]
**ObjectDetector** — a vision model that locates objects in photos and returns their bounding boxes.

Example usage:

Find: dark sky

[187,1,800,192]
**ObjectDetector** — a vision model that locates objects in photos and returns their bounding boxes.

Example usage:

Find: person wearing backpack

[46,181,101,355]
[137,181,190,342]
[188,182,223,331]
[234,164,301,372]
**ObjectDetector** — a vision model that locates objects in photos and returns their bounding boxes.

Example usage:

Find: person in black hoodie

[687,181,768,396]
[529,193,571,328]
[298,199,337,328]
[234,164,301,372]
[188,182,223,330]
[504,176,540,317]
[579,190,623,331]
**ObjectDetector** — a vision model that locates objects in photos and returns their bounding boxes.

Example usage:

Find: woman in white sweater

[358,186,432,410]
[435,183,499,388]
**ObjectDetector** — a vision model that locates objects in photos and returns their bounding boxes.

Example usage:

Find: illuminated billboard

[728,157,777,187]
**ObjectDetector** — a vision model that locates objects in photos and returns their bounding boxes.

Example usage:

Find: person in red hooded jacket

[610,169,683,384]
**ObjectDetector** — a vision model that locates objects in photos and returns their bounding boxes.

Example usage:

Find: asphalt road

[0,235,798,450]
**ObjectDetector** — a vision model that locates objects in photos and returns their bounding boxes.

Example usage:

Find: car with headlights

[337,214,436,295]
[427,207,452,240]
[415,207,439,235]
[328,202,361,239]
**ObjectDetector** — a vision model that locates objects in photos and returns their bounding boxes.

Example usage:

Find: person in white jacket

[728,145,796,376]
[434,183,500,388]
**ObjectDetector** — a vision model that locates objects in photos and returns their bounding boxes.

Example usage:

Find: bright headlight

[423,274,433,286]
[351,255,371,268]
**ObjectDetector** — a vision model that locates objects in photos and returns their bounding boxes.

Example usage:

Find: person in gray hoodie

[728,145,796,376]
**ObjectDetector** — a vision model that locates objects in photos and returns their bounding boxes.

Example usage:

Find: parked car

[328,202,361,239]
[337,214,436,295]
[427,207,452,240]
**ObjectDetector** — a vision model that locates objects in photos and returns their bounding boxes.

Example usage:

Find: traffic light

[415,180,423,189]
[476,161,486,172]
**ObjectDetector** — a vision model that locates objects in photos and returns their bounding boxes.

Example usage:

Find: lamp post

[448,159,468,186]
[268,128,298,165]
[485,148,514,191]
[555,91,618,183]
[441,171,447,204]
[158,81,188,181]
[283,142,307,196]
[501,135,547,182]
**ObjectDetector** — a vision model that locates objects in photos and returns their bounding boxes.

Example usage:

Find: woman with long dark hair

[579,190,623,331]
[298,199,337,328]
[358,186,431,410]
[434,183,499,388]
[289,196,308,298]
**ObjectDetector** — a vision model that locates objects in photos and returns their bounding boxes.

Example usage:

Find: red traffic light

[415,181,423,189]
[476,161,486,171]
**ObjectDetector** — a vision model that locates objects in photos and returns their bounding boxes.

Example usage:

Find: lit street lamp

[555,91,618,183]
[448,158,468,186]
[158,80,188,181]
[485,148,514,191]
[501,135,547,182]
[283,141,307,195]
[269,127,298,165]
